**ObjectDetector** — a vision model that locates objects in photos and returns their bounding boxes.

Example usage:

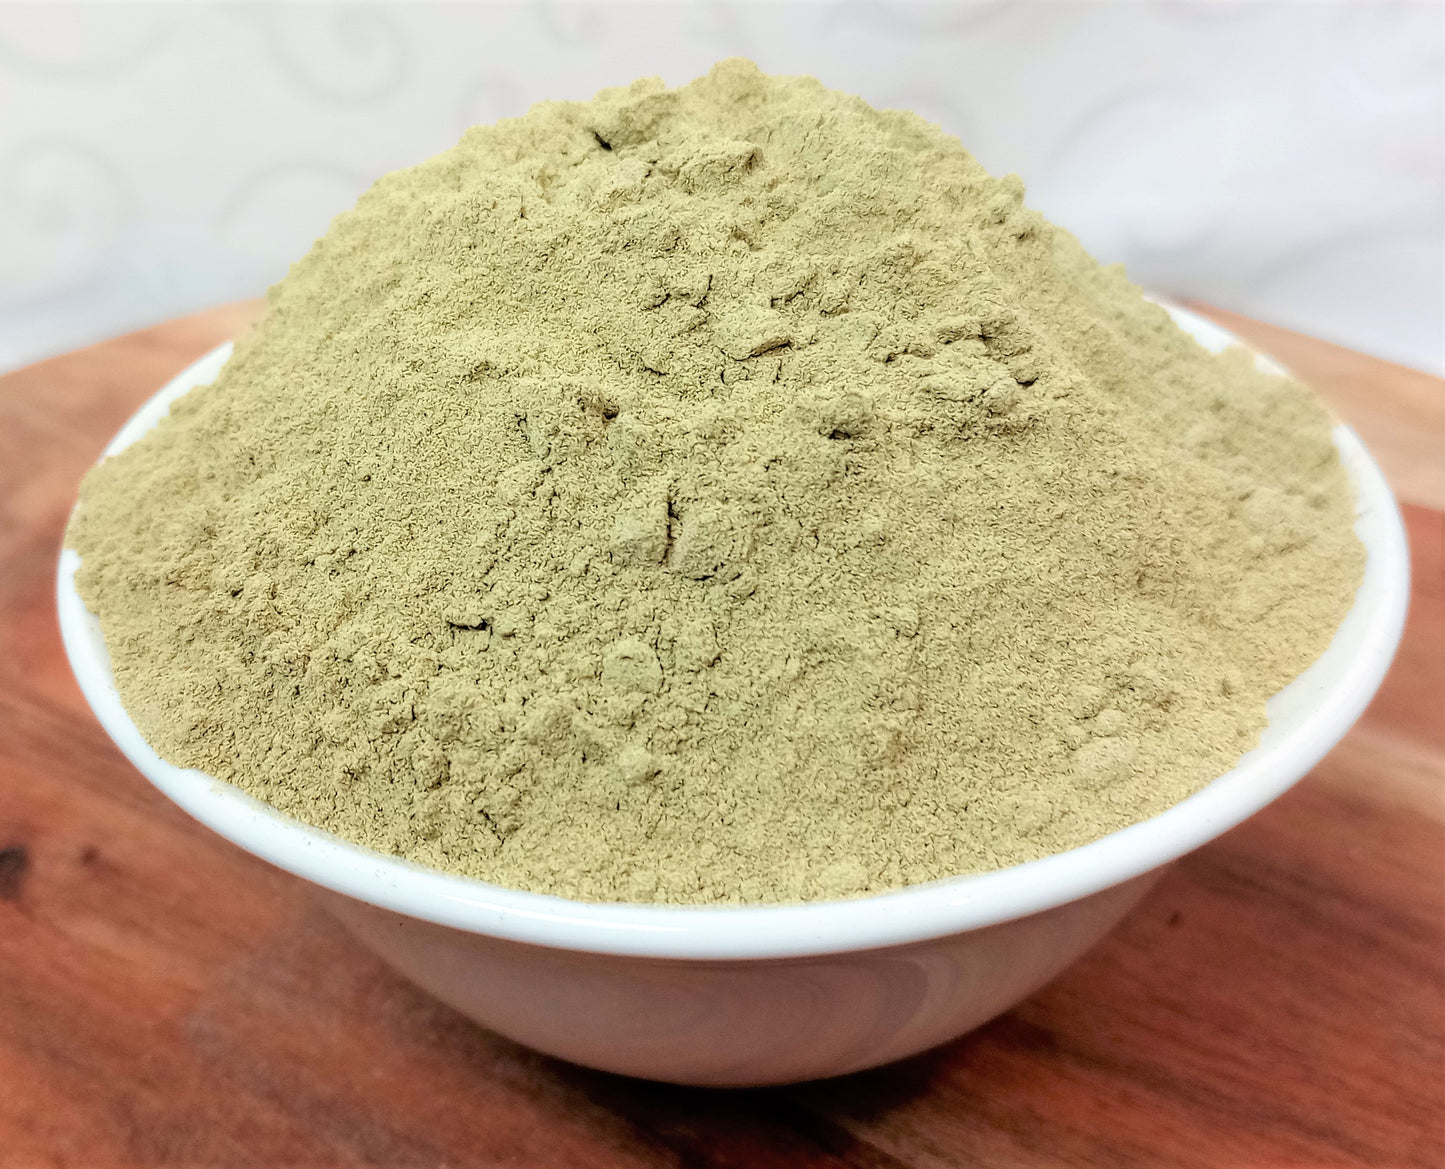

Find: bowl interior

[56,307,1410,960]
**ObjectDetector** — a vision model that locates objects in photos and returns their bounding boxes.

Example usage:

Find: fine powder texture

[70,61,1364,903]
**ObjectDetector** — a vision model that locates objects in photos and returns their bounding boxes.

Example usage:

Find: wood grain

[1,304,1440,1168]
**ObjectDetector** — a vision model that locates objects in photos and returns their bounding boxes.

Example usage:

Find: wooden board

[1,304,1440,1168]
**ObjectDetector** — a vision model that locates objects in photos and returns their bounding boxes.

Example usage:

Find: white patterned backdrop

[2,1,1441,374]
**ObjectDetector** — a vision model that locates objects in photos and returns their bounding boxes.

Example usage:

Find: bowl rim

[56,307,1411,961]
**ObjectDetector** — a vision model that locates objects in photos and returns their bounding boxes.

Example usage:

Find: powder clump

[68,60,1363,903]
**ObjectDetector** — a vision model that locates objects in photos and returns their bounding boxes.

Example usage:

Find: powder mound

[69,60,1364,904]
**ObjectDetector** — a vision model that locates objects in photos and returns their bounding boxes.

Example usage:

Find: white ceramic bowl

[57,307,1409,1086]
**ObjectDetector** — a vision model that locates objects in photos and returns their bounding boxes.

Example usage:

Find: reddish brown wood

[1,305,1441,1168]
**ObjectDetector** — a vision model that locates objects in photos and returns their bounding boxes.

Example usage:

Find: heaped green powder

[69,60,1363,903]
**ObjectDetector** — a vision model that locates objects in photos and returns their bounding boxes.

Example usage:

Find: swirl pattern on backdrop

[0,1,1439,374]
